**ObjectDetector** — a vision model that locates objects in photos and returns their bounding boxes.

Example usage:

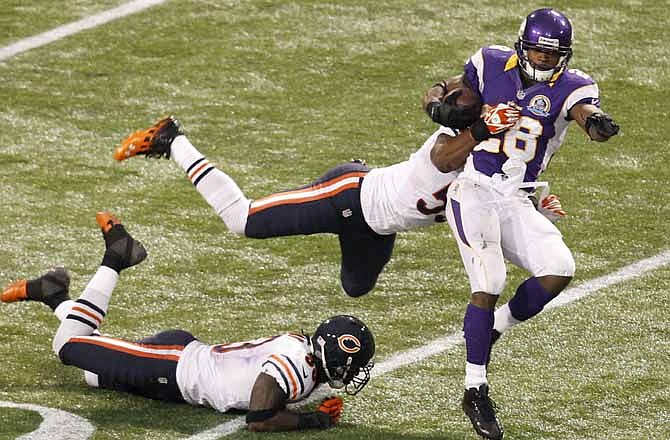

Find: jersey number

[474,116,543,162]
[416,184,450,222]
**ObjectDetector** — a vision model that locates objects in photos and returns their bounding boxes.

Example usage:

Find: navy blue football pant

[58,330,197,402]
[245,162,396,297]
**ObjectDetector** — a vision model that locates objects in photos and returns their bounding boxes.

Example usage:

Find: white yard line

[0,401,95,440]
[186,249,670,440]
[0,0,166,62]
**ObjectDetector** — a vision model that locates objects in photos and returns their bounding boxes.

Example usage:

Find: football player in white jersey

[112,90,530,298]
[426,8,620,440]
[1,212,375,432]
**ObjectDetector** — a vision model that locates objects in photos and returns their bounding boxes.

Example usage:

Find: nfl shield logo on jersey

[527,95,551,117]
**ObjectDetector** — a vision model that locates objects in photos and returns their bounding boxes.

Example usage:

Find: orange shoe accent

[114,116,173,161]
[1,279,27,303]
[96,211,121,234]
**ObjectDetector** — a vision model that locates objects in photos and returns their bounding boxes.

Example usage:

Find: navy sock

[508,277,557,322]
[464,303,494,365]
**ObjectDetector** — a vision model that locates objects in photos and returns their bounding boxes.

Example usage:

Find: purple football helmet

[515,8,573,82]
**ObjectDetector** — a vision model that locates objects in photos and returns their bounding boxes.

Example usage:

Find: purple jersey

[464,45,600,183]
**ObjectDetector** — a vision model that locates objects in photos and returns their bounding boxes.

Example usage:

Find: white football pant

[446,176,575,295]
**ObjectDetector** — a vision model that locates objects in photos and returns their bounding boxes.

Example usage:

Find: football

[446,86,482,111]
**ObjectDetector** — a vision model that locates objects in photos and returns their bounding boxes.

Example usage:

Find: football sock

[465,362,488,390]
[493,303,520,334]
[54,300,75,322]
[493,278,556,334]
[52,266,117,355]
[508,276,556,321]
[170,136,250,234]
[463,303,494,367]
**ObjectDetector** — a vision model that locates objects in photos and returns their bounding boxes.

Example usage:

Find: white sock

[170,135,250,235]
[465,362,488,390]
[54,300,75,322]
[493,303,521,334]
[52,266,118,355]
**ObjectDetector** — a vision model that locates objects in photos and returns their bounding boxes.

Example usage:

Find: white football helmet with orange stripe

[312,315,375,395]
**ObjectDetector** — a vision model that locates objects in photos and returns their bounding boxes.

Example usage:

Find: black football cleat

[96,211,147,271]
[114,116,184,161]
[2,267,71,311]
[462,384,504,440]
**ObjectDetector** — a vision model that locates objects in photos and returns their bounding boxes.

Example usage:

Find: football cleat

[462,384,504,440]
[1,279,27,303]
[96,211,147,270]
[1,267,71,308]
[114,116,183,161]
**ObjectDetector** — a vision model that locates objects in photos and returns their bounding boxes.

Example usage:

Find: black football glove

[426,89,481,130]
[585,113,619,140]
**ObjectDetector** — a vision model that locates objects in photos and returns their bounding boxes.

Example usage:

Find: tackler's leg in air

[115,118,393,296]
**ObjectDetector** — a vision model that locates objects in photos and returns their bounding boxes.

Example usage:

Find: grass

[0,1,668,439]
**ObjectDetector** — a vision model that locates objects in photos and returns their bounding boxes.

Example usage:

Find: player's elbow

[430,151,463,173]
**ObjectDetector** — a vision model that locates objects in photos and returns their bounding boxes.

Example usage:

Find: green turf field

[0,1,668,439]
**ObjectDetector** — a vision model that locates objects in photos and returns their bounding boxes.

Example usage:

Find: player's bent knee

[488,274,507,297]
[342,283,373,298]
[341,277,375,298]
[217,198,250,235]
[84,371,99,388]
[52,334,69,359]
[476,265,506,296]
[547,249,576,278]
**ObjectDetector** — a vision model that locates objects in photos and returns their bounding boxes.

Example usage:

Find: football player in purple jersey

[1,212,375,432]
[426,8,619,440]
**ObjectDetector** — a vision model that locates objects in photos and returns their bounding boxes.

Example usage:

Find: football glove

[317,396,344,425]
[585,112,619,140]
[426,89,482,130]
[535,186,567,223]
[470,102,521,142]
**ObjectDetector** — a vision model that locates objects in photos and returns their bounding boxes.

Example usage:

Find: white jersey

[176,333,318,412]
[360,126,460,235]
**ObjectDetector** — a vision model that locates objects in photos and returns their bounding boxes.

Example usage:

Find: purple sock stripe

[463,303,494,365]
[450,198,470,247]
[509,277,557,322]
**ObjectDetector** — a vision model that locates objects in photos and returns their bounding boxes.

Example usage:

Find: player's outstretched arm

[246,373,341,432]
[570,103,620,142]
[430,103,521,172]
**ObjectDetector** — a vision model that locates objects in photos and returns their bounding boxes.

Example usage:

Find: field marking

[0,401,95,439]
[0,0,166,62]
[186,249,670,440]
